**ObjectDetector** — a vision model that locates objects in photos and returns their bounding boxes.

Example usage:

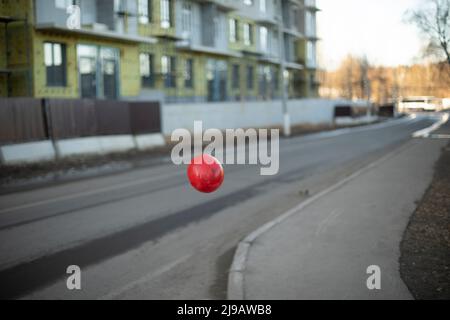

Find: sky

[316,0,427,70]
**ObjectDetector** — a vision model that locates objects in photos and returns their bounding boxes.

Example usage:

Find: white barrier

[98,135,136,154]
[162,98,357,134]
[0,141,56,164]
[1,133,168,165]
[55,137,103,158]
[55,135,137,158]
[134,133,166,151]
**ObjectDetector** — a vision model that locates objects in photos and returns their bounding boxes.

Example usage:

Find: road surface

[0,114,440,299]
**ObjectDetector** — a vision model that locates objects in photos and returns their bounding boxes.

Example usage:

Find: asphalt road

[0,114,439,299]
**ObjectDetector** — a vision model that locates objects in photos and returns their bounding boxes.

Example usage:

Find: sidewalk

[229,137,447,300]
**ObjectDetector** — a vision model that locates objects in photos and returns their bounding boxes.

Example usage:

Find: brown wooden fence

[0,98,48,144]
[129,101,161,135]
[0,98,161,145]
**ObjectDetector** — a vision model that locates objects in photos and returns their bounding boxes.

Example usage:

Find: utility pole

[276,0,291,137]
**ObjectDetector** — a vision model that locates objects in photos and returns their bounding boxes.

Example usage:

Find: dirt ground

[400,141,450,300]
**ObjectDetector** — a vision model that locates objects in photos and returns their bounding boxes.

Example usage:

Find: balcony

[176,1,240,57]
[281,0,303,38]
[254,12,278,26]
[192,0,239,11]
[35,23,157,44]
[34,0,156,43]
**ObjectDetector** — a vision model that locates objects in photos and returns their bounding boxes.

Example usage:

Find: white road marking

[412,113,449,138]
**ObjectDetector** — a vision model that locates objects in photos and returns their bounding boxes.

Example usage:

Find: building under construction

[0,0,320,102]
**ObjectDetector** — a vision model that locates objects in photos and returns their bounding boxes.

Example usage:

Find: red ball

[187,154,224,193]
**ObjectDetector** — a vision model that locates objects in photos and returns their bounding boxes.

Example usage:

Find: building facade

[0,0,319,102]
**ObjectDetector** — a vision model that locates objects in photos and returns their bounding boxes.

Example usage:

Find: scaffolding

[0,15,32,97]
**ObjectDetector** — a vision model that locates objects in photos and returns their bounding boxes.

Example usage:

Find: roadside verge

[400,142,450,299]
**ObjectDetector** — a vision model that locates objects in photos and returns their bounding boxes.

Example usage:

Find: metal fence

[0,98,48,144]
[0,98,161,145]
[129,101,162,135]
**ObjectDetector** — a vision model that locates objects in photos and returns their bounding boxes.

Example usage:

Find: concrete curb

[227,140,417,300]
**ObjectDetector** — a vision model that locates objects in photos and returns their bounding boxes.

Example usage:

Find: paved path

[235,134,447,299]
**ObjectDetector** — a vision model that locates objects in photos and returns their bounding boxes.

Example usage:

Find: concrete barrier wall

[1,98,372,165]
[134,133,166,150]
[54,135,137,158]
[162,98,356,134]
[0,133,166,165]
[287,98,353,125]
[0,141,56,164]
[162,100,284,134]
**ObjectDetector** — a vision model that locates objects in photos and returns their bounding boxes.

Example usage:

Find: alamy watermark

[171,121,280,176]
[366,265,381,290]
[66,265,81,290]
[66,5,81,30]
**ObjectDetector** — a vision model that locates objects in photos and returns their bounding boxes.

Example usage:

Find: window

[182,3,192,34]
[259,0,266,12]
[138,0,152,24]
[246,65,254,90]
[114,0,127,12]
[232,64,240,89]
[229,18,238,43]
[291,7,300,31]
[78,45,119,99]
[258,66,266,99]
[140,53,154,87]
[310,73,315,91]
[273,67,279,90]
[307,41,316,67]
[244,0,253,6]
[206,59,228,102]
[305,11,312,35]
[160,0,172,29]
[44,42,67,87]
[101,48,118,99]
[162,55,176,88]
[243,23,252,46]
[184,58,193,88]
[214,16,221,40]
[260,26,268,52]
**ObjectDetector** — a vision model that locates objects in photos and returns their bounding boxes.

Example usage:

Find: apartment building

[0,0,319,102]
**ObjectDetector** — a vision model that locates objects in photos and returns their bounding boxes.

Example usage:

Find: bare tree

[408,0,450,65]
[359,56,371,101]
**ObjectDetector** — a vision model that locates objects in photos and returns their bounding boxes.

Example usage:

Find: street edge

[412,112,449,138]
[227,139,418,300]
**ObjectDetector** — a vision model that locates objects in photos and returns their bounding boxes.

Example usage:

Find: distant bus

[443,98,450,110]
[398,96,441,113]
